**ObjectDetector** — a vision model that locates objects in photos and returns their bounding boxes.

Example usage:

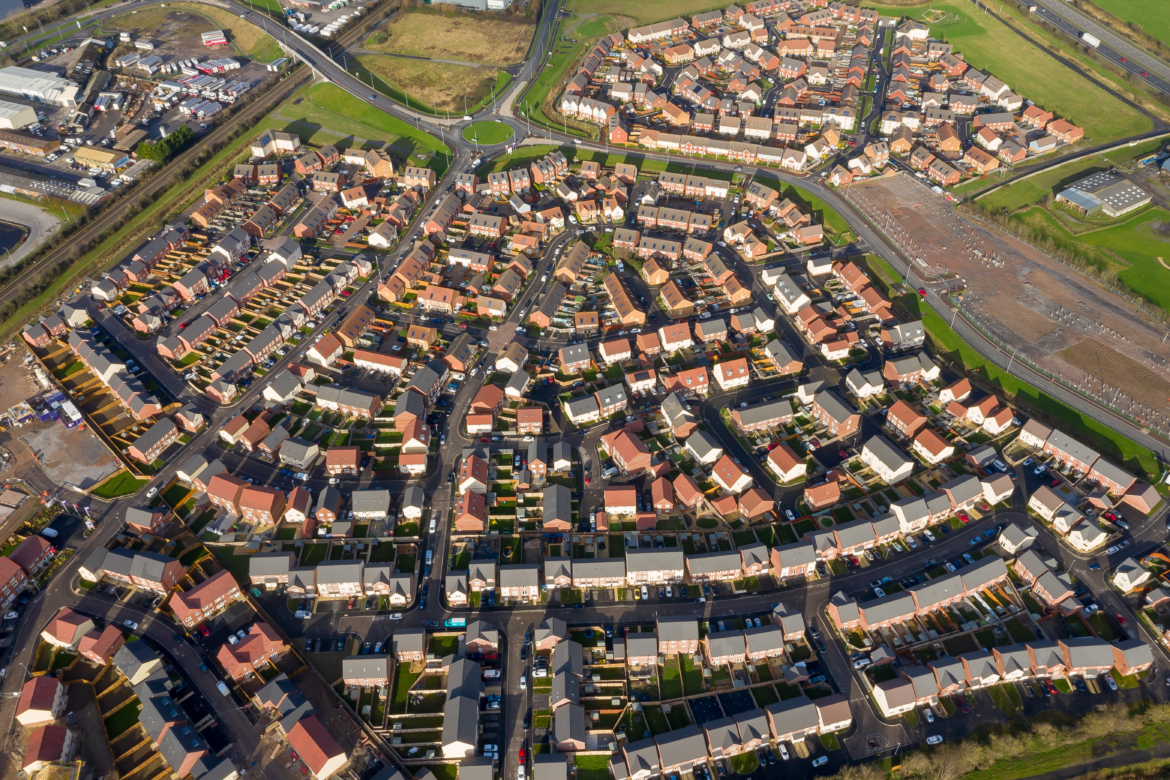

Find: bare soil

[21,421,121,490]
[846,173,1170,435]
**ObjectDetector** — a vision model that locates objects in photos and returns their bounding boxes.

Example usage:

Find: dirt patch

[845,173,1170,435]
[0,359,40,416]
[21,423,120,491]
[1058,339,1170,410]
[985,291,1059,342]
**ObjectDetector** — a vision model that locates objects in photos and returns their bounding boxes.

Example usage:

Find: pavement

[0,198,63,270]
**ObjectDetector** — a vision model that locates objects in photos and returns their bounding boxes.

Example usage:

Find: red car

[584,476,590,484]
[848,139,856,146]
[1121,57,1127,62]
[199,625,210,637]
[1050,478,1062,488]
[1142,71,1149,77]
[518,749,526,763]
[481,437,489,443]
[1116,613,1127,625]
[1046,680,1058,695]
[917,288,927,297]
[341,290,350,296]
[956,697,969,714]
[958,512,970,524]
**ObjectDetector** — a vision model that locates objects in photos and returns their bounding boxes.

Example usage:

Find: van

[603,466,619,478]
[993,460,1008,472]
[216,681,231,697]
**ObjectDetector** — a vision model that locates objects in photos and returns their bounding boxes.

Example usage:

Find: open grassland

[564,0,722,25]
[463,121,514,144]
[355,56,509,115]
[864,0,1151,144]
[365,9,534,65]
[279,83,451,171]
[1083,0,1170,48]
[107,3,281,61]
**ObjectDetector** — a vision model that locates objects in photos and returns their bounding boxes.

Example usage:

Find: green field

[864,0,1152,144]
[1086,0,1170,48]
[279,83,452,173]
[564,0,721,24]
[463,121,515,145]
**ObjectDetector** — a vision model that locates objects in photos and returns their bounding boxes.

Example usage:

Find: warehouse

[75,146,129,172]
[0,99,37,129]
[0,66,80,106]
[1056,172,1151,218]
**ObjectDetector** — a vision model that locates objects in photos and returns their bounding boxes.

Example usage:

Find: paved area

[20,422,121,490]
[0,199,62,270]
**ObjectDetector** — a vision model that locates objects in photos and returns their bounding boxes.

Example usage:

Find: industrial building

[1056,172,1151,218]
[0,66,80,106]
[0,99,38,130]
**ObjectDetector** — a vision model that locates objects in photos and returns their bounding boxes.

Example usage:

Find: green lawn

[91,472,149,499]
[730,752,759,775]
[642,705,671,735]
[574,755,613,780]
[660,655,683,699]
[751,684,779,707]
[390,666,422,713]
[103,702,143,740]
[680,653,705,696]
[463,121,514,145]
[899,292,1159,479]
[988,684,1019,715]
[279,83,451,174]
[564,0,722,24]
[974,138,1163,212]
[522,15,618,129]
[866,0,1150,144]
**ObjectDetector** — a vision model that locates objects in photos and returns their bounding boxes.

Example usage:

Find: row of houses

[249,553,414,603]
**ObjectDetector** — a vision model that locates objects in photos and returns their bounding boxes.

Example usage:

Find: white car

[666,586,673,598]
[228,635,239,644]
[1106,545,1120,555]
[923,708,934,723]
[533,667,548,677]
[471,367,479,376]
[926,736,943,746]
[778,744,790,761]
[520,675,527,689]
[146,487,158,498]
[641,585,649,599]
[124,620,139,630]
[489,325,499,331]
[786,510,795,521]
[811,757,828,767]
[389,613,403,620]
[483,670,501,679]
[923,530,936,542]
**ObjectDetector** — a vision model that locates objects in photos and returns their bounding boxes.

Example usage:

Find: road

[1029,0,1170,93]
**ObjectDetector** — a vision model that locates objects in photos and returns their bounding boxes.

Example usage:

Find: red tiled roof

[738,487,772,518]
[287,715,344,777]
[325,446,361,468]
[16,677,59,718]
[10,536,53,574]
[768,443,803,474]
[172,570,239,623]
[24,725,67,768]
[914,428,951,456]
[41,607,89,644]
[239,486,284,515]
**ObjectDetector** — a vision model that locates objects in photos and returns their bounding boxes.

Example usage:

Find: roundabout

[462,120,515,146]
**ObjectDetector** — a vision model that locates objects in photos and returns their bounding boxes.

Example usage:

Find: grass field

[280,83,451,172]
[899,292,1160,478]
[864,0,1151,144]
[1086,0,1170,48]
[365,9,534,65]
[564,0,721,24]
[354,56,510,116]
[464,121,515,145]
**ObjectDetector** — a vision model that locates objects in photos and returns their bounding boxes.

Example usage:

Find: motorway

[1027,0,1170,92]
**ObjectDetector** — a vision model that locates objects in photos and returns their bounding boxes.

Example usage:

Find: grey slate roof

[765,696,819,735]
[859,592,917,625]
[342,656,391,680]
[707,630,747,658]
[655,724,708,768]
[627,548,684,573]
[658,616,699,643]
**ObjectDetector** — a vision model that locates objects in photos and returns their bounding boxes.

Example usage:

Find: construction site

[844,173,1170,438]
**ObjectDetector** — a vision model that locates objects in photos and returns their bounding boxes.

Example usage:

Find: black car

[524,711,531,729]
[521,646,528,660]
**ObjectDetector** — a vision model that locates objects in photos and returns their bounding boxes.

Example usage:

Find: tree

[137,125,196,165]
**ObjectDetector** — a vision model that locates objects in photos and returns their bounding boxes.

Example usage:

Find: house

[1113,558,1152,592]
[860,437,914,484]
[40,607,94,650]
[287,716,347,780]
[712,455,753,494]
[912,429,955,465]
[16,676,66,727]
[171,570,243,628]
[217,623,284,681]
[767,444,806,483]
